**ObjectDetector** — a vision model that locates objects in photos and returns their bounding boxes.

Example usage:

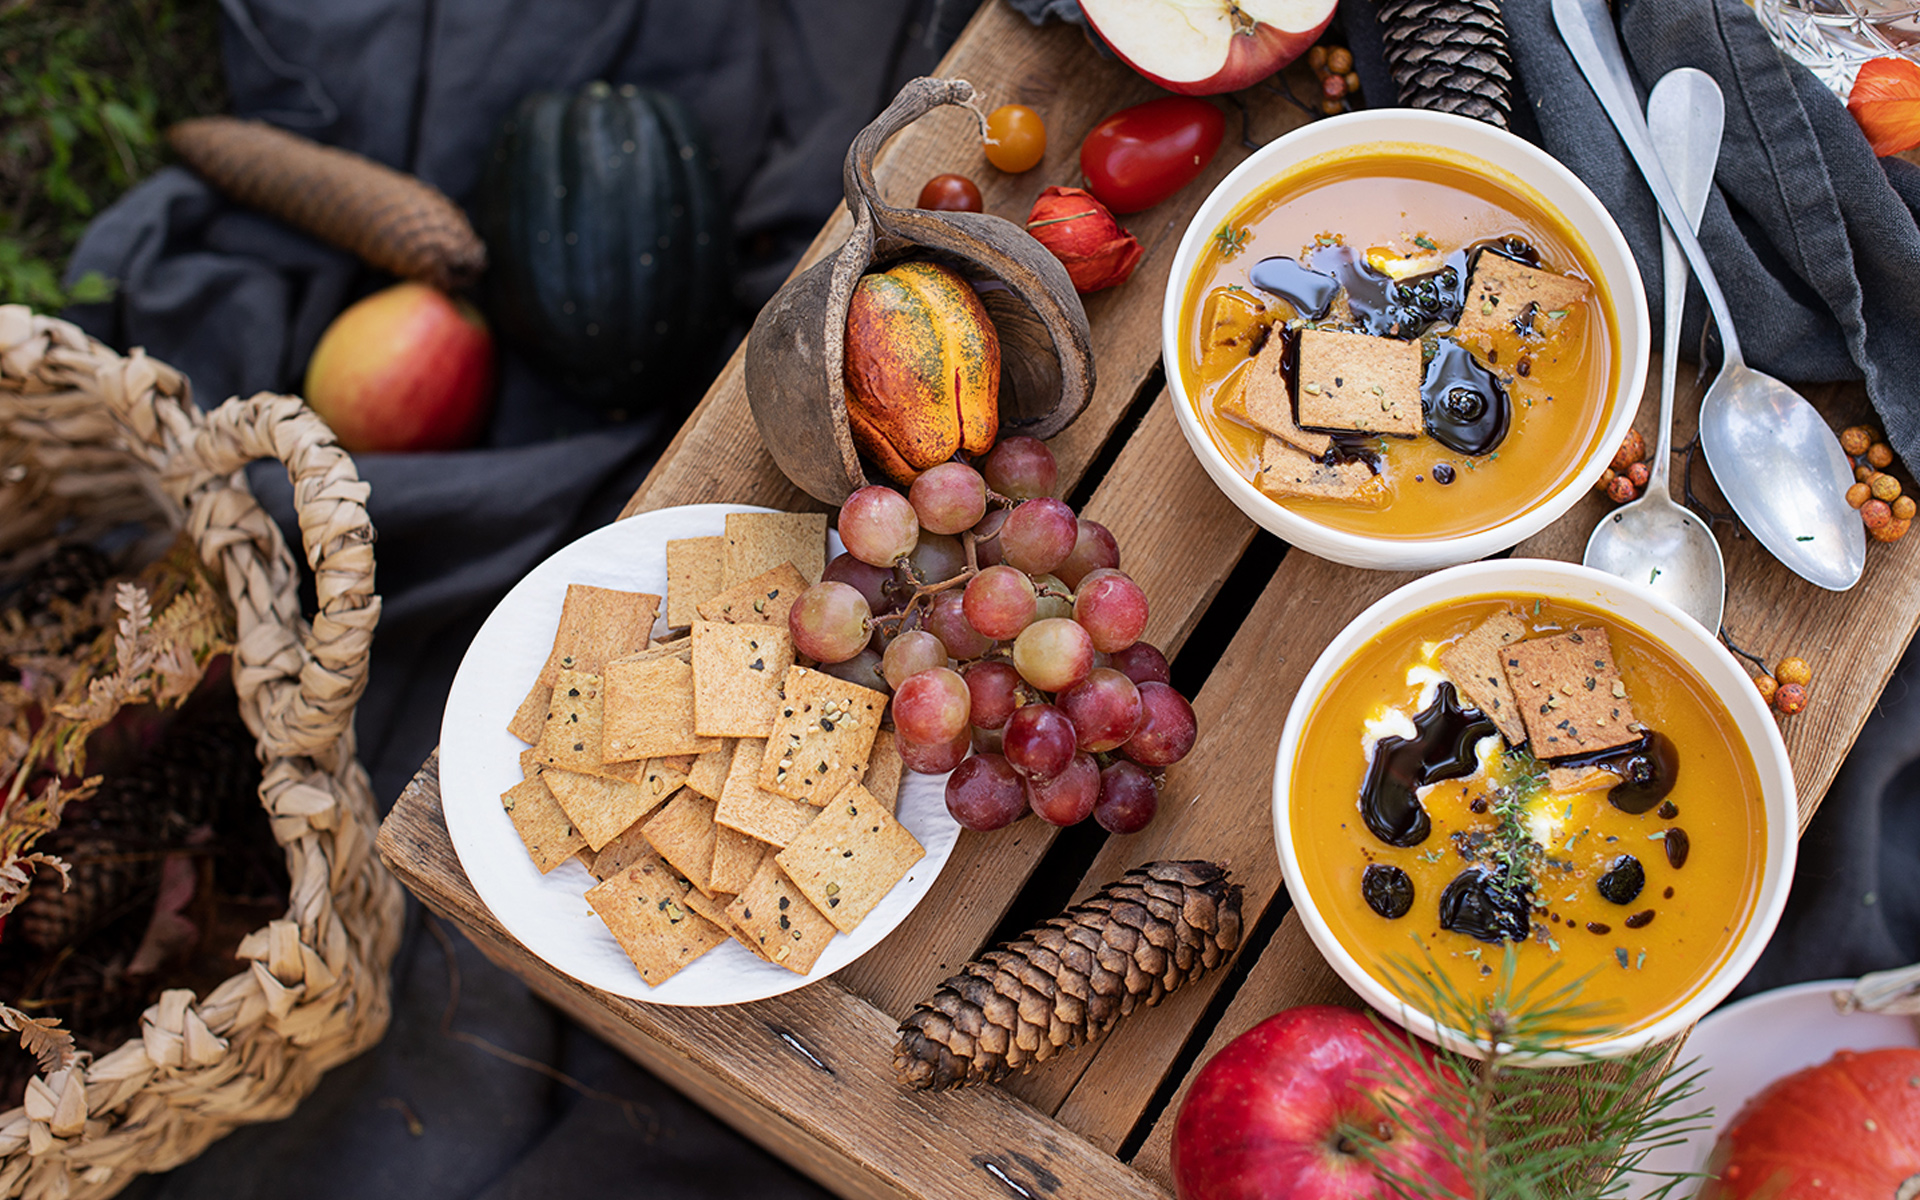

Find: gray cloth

[67,2,974,1197]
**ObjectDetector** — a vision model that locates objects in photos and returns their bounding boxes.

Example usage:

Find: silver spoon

[1553,0,1866,591]
[1585,69,1728,632]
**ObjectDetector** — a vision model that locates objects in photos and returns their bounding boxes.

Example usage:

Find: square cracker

[759,667,888,804]
[1439,609,1530,746]
[711,822,772,896]
[586,859,726,987]
[691,622,793,738]
[665,537,725,629]
[1501,628,1640,758]
[723,512,826,588]
[715,738,818,848]
[509,585,660,743]
[683,740,735,801]
[1295,328,1424,436]
[603,655,719,761]
[640,789,721,897]
[862,730,904,813]
[697,562,809,629]
[502,774,585,873]
[534,669,609,774]
[1455,252,1590,342]
[678,884,737,932]
[726,858,837,974]
[1254,437,1388,506]
[1238,331,1333,457]
[589,822,673,883]
[776,783,925,934]
[544,764,684,851]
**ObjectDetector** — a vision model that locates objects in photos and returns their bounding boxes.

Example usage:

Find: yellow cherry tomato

[984,104,1046,173]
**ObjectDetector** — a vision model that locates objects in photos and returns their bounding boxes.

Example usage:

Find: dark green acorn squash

[478,81,731,409]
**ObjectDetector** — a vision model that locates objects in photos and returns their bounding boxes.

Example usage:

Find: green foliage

[1355,946,1714,1200]
[0,0,225,308]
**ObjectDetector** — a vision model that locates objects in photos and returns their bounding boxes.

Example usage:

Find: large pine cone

[1378,0,1515,129]
[894,860,1243,1091]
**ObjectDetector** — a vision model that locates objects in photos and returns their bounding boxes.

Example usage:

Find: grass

[0,0,225,309]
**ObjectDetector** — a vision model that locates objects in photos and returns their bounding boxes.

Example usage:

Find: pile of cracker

[499,512,924,987]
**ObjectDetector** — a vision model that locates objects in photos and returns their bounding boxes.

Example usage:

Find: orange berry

[1627,461,1651,488]
[1607,476,1638,504]
[1847,482,1872,508]
[1840,426,1874,457]
[1611,428,1647,472]
[1857,464,1877,483]
[1868,442,1894,469]
[1895,496,1916,521]
[1328,46,1354,73]
[1595,467,1617,492]
[1319,98,1345,116]
[1322,74,1348,99]
[1308,45,1329,70]
[1863,498,1893,530]
[1873,517,1910,543]
[1753,673,1779,703]
[1870,472,1903,503]
[1775,657,1811,688]
[1774,682,1808,715]
[983,105,1046,173]
[1344,71,1361,92]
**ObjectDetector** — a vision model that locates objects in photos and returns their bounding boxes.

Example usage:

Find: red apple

[304,282,494,454]
[1171,1005,1469,1200]
[1078,0,1337,96]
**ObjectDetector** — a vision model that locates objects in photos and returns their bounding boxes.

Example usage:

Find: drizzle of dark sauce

[1543,730,1679,816]
[1362,864,1414,920]
[1247,256,1339,320]
[1358,682,1496,847]
[1597,855,1645,905]
[1663,828,1690,869]
[1421,339,1510,456]
[1439,866,1532,943]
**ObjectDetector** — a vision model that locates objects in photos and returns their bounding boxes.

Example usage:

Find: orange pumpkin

[1702,1047,1920,1199]
[843,260,999,483]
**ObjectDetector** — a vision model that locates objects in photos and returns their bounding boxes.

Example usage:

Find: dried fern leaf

[169,116,486,290]
[0,1006,77,1075]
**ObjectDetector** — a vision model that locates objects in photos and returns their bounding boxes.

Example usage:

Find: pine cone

[894,860,1242,1091]
[1377,0,1515,129]
[3,544,112,622]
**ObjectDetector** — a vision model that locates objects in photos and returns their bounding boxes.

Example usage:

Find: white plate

[439,502,959,1005]
[1628,979,1920,1182]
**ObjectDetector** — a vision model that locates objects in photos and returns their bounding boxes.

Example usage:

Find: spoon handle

[1552,0,1744,365]
[1647,69,1724,497]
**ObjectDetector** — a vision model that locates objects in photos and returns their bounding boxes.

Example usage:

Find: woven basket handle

[171,393,380,763]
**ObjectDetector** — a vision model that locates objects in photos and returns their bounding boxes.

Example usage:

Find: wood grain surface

[381,1,1920,1194]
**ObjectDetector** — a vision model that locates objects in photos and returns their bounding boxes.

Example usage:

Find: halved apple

[1078,0,1339,96]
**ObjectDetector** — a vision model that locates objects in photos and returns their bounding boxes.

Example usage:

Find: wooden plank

[378,753,1173,1200]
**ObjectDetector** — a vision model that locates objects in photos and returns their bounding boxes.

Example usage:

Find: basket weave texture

[0,306,403,1199]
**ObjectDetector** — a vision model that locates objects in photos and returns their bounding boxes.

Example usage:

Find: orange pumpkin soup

[1289,596,1765,1036]
[1178,144,1619,540]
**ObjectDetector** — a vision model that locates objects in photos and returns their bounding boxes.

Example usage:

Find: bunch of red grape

[789,437,1198,835]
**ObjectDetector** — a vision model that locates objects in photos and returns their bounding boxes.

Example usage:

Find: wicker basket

[0,306,403,1199]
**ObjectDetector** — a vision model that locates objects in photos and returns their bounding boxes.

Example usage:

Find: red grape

[909,462,988,535]
[902,531,968,584]
[899,731,971,774]
[945,752,1028,830]
[924,590,995,660]
[839,485,919,567]
[981,435,1058,499]
[1095,761,1158,833]
[1026,753,1099,825]
[963,564,1038,640]
[893,667,972,744]
[1003,702,1076,780]
[1001,498,1078,575]
[821,645,889,693]
[961,660,1025,730]
[1030,573,1073,621]
[882,629,947,689]
[823,552,898,614]
[1012,617,1094,693]
[1074,570,1149,653]
[1110,642,1171,686]
[1057,667,1142,752]
[789,581,872,663]
[1054,519,1120,588]
[971,724,1005,755]
[972,508,1009,568]
[1122,681,1197,767]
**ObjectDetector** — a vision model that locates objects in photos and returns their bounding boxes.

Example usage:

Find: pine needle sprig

[1351,944,1714,1200]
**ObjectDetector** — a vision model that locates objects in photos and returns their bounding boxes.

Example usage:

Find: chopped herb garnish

[1213,222,1251,259]
[1649,568,1662,584]
[1635,950,1646,970]
[1413,234,1438,251]
[1615,947,1630,968]
[1796,535,1815,542]
[1547,308,1569,319]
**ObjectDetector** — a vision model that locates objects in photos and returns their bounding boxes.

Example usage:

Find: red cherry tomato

[1079,96,1226,214]
[917,173,984,212]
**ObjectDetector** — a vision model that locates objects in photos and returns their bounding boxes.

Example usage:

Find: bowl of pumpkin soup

[1163,110,1650,570]
[1273,560,1795,1060]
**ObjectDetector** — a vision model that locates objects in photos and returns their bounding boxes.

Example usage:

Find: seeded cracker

[697,562,809,629]
[682,739,734,801]
[1238,332,1334,456]
[534,669,610,774]
[862,730,904,813]
[544,762,686,851]
[1294,328,1423,436]
[1438,609,1530,746]
[588,822,671,883]
[607,635,692,668]
[502,774,586,873]
[691,621,792,738]
[1500,628,1640,758]
[509,585,660,743]
[726,857,836,974]
[714,738,818,848]
[640,789,721,897]
[722,512,827,587]
[678,883,737,934]
[711,821,772,895]
[1255,437,1387,506]
[760,666,887,803]
[1454,253,1589,343]
[602,655,718,760]
[775,783,924,934]
[586,859,726,987]
[664,537,725,628]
